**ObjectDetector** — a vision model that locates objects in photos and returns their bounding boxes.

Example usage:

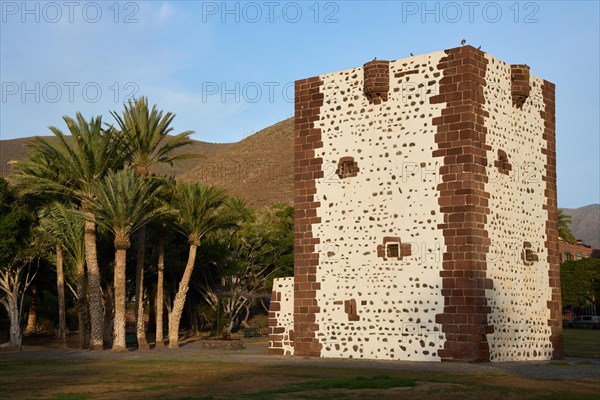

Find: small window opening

[340,161,355,177]
[387,243,399,258]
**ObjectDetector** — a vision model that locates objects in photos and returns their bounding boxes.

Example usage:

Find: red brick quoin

[541,81,563,358]
[293,76,324,357]
[430,46,494,362]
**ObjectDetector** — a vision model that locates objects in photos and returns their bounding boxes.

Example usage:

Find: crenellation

[511,64,531,108]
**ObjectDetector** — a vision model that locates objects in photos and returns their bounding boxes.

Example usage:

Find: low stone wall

[268,277,295,355]
[200,339,244,350]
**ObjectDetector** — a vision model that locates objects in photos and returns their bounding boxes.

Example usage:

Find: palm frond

[558,208,577,244]
[170,182,240,243]
[14,113,126,203]
[111,96,199,174]
[86,169,171,243]
[38,202,85,267]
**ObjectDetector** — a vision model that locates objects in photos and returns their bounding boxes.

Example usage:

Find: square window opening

[387,243,399,258]
[340,161,355,177]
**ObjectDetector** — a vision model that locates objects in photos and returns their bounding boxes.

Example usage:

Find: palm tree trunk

[112,248,127,352]
[56,246,67,347]
[24,286,37,335]
[83,208,104,350]
[76,261,87,349]
[134,226,150,350]
[103,285,114,345]
[168,243,197,348]
[147,289,156,334]
[155,237,165,348]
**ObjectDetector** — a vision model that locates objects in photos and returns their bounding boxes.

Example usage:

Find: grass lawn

[563,328,600,359]
[0,358,597,400]
[0,330,597,400]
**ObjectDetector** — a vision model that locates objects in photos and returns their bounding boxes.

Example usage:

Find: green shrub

[561,258,600,309]
[247,313,268,329]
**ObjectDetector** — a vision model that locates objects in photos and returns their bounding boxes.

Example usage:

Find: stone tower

[268,46,561,362]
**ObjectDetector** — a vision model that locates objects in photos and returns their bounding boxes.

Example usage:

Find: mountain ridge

[562,204,600,250]
[1,118,293,208]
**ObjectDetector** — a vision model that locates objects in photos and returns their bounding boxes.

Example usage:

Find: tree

[86,169,167,351]
[111,96,196,178]
[155,236,166,347]
[38,202,87,348]
[190,202,293,333]
[167,183,238,348]
[558,208,577,244]
[266,203,294,282]
[23,284,39,336]
[0,258,37,350]
[0,178,36,350]
[111,96,196,350]
[15,113,125,350]
[215,203,292,329]
[560,258,600,309]
[199,264,269,336]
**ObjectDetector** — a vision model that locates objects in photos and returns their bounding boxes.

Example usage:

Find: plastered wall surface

[311,52,448,360]
[483,55,554,361]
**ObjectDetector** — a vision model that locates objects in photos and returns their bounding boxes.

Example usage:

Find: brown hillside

[0,136,231,179]
[178,118,294,208]
[1,118,294,208]
[149,139,232,177]
[0,137,31,176]
[563,204,600,250]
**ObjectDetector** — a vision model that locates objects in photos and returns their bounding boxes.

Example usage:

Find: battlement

[363,59,390,104]
[511,64,531,108]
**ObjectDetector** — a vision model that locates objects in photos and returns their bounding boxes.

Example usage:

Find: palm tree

[55,246,66,346]
[149,176,176,349]
[167,183,238,348]
[155,236,166,348]
[86,169,167,351]
[38,202,86,348]
[111,96,196,350]
[15,113,125,350]
[558,209,577,244]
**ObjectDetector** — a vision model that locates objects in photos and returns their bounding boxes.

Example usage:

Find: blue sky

[1,1,598,208]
